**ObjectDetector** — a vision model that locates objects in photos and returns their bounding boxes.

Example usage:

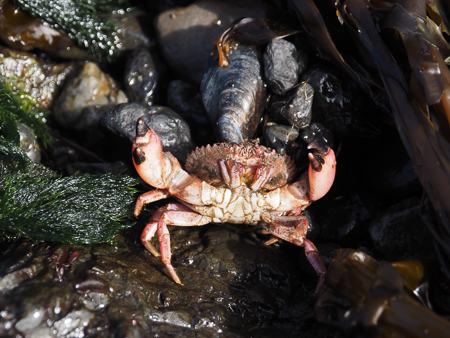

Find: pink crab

[132,118,336,290]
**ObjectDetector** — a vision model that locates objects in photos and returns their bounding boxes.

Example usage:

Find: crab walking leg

[250,165,274,191]
[260,213,326,291]
[140,203,185,257]
[219,159,243,189]
[157,209,213,285]
[134,189,170,217]
[300,239,326,292]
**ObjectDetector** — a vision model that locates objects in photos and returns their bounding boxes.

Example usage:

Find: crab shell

[185,141,297,191]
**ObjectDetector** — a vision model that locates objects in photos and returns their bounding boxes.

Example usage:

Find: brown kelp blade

[289,0,450,279]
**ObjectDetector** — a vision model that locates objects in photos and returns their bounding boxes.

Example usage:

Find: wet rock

[300,122,334,148]
[264,39,300,95]
[0,0,90,60]
[0,225,332,337]
[270,82,314,129]
[369,198,436,261]
[167,80,207,123]
[108,9,151,55]
[65,161,131,176]
[99,103,192,162]
[264,123,300,156]
[0,46,73,110]
[17,122,40,163]
[167,79,215,145]
[53,62,128,131]
[124,47,167,107]
[41,132,108,173]
[155,0,273,84]
[362,139,422,203]
[312,193,373,245]
[301,64,363,138]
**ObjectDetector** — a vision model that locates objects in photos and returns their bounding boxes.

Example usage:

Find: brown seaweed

[315,249,450,336]
[288,0,450,281]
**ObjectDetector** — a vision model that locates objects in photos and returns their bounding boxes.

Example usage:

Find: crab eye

[133,147,146,165]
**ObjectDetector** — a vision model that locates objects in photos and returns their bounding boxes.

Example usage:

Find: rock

[124,47,167,107]
[264,39,300,95]
[65,161,131,176]
[0,0,90,60]
[264,123,300,156]
[0,46,73,110]
[53,62,128,130]
[155,0,273,84]
[312,193,373,245]
[99,103,192,162]
[167,79,215,146]
[17,122,41,163]
[167,80,207,123]
[301,64,364,138]
[0,226,332,337]
[108,9,151,55]
[369,198,436,261]
[270,82,314,129]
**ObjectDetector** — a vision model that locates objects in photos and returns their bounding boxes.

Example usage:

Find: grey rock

[369,198,436,261]
[124,47,167,107]
[155,0,273,84]
[264,123,299,156]
[264,39,300,95]
[270,82,314,129]
[17,122,41,163]
[0,226,327,337]
[100,103,192,162]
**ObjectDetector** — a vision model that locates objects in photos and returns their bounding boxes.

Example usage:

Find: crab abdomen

[184,181,284,224]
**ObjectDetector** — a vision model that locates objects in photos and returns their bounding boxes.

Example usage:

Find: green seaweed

[15,0,133,62]
[0,80,52,148]
[0,139,139,244]
[0,76,139,244]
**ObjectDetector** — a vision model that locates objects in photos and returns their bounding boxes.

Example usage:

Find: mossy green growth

[0,138,139,243]
[15,0,133,62]
[0,80,52,148]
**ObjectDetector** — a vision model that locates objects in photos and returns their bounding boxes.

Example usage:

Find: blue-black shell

[201,45,266,143]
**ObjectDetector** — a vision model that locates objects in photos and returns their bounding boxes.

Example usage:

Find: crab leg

[141,202,184,257]
[134,189,170,217]
[250,165,275,191]
[156,208,213,285]
[219,159,243,188]
[301,239,326,292]
[260,212,326,292]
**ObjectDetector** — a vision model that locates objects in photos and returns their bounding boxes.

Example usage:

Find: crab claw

[307,139,336,201]
[132,118,168,189]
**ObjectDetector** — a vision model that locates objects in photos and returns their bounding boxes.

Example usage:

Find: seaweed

[14,0,133,62]
[0,79,52,148]
[0,76,139,244]
[0,138,139,244]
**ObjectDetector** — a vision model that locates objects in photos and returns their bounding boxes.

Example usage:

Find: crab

[132,118,336,290]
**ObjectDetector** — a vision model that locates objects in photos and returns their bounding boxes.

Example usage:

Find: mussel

[201,44,266,143]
